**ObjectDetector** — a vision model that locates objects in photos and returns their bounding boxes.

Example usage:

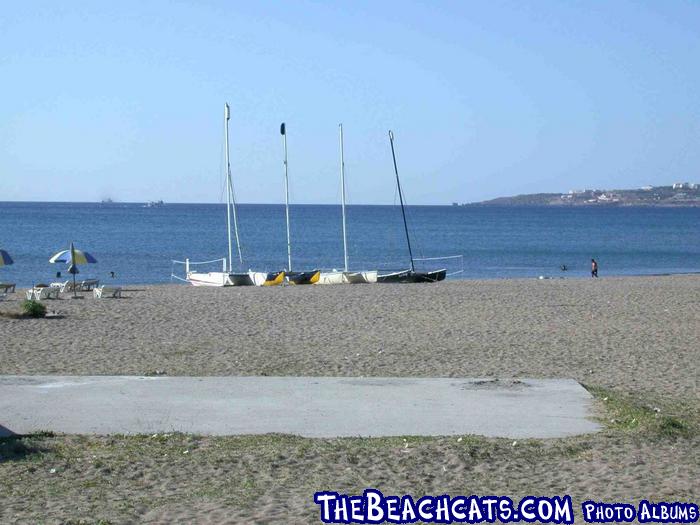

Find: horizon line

[0,199,475,207]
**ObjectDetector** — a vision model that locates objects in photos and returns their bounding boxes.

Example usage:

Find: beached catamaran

[181,104,284,287]
[317,124,378,284]
[279,123,321,285]
[377,131,447,283]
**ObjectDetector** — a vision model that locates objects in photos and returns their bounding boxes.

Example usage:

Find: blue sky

[2,1,699,204]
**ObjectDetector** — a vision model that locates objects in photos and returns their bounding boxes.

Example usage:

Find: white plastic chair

[50,281,70,293]
[0,283,16,294]
[27,287,60,300]
[93,285,122,299]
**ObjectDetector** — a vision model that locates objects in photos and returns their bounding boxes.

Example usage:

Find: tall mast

[388,130,415,272]
[281,123,292,271]
[224,103,243,272]
[224,104,233,273]
[339,123,348,272]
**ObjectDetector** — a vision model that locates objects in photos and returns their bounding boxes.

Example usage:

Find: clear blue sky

[2,1,699,204]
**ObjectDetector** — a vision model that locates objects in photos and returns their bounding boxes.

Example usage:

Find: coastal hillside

[466,183,700,206]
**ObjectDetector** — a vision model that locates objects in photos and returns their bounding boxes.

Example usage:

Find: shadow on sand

[0,425,51,462]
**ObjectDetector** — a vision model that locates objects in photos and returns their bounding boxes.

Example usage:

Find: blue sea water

[0,201,698,286]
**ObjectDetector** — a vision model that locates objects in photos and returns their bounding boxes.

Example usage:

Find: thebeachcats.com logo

[313,490,699,524]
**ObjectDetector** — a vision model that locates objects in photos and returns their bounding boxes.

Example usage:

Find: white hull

[316,270,378,284]
[187,271,254,287]
[344,270,378,284]
[249,272,268,287]
[187,272,232,287]
[316,271,345,285]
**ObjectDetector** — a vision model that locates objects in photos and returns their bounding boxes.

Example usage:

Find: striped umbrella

[49,243,97,266]
[49,242,97,297]
[0,249,13,267]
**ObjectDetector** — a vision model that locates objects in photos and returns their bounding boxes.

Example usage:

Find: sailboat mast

[339,123,348,272]
[224,104,233,273]
[388,130,415,272]
[224,103,244,272]
[281,123,292,271]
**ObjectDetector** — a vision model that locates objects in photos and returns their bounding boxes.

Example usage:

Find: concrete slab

[0,376,600,438]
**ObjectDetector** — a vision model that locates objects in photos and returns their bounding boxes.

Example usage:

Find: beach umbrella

[49,242,97,297]
[0,249,13,267]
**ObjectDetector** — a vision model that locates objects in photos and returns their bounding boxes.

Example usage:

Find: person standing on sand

[591,258,598,278]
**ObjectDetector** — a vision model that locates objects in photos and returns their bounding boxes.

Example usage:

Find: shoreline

[5,269,700,290]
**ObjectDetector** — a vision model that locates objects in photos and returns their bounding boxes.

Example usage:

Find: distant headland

[460,183,700,207]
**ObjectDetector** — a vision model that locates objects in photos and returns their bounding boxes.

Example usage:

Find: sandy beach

[1,276,698,402]
[1,275,698,523]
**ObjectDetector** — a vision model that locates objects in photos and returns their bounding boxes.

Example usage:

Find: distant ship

[144,200,164,207]
[101,198,115,204]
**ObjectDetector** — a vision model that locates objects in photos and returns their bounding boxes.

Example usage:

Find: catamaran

[183,104,284,287]
[279,122,321,285]
[376,130,447,283]
[317,124,377,284]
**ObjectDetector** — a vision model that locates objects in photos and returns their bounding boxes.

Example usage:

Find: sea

[1,201,698,287]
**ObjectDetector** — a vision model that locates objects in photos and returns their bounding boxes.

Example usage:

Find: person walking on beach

[591,258,598,278]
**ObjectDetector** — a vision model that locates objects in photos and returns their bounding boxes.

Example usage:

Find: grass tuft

[21,299,47,318]
[586,385,694,438]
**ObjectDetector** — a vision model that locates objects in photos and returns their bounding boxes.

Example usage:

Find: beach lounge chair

[93,285,122,299]
[80,279,100,291]
[50,281,73,293]
[26,286,60,301]
[0,283,16,294]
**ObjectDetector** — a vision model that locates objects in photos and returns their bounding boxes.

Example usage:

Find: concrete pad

[0,376,600,438]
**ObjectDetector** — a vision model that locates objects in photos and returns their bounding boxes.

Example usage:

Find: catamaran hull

[187,271,285,287]
[316,270,379,284]
[229,273,255,286]
[377,269,447,283]
[316,271,345,285]
[187,272,254,287]
[344,270,378,284]
[249,271,285,287]
[286,270,321,285]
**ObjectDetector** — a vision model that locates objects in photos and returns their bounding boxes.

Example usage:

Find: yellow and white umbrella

[49,243,97,266]
[49,242,97,297]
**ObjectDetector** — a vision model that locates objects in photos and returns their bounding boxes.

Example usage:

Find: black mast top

[388,130,415,272]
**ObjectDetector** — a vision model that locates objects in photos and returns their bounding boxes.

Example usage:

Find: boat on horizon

[376,130,446,284]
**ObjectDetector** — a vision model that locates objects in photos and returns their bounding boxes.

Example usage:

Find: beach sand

[0,276,698,523]
[1,276,698,402]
